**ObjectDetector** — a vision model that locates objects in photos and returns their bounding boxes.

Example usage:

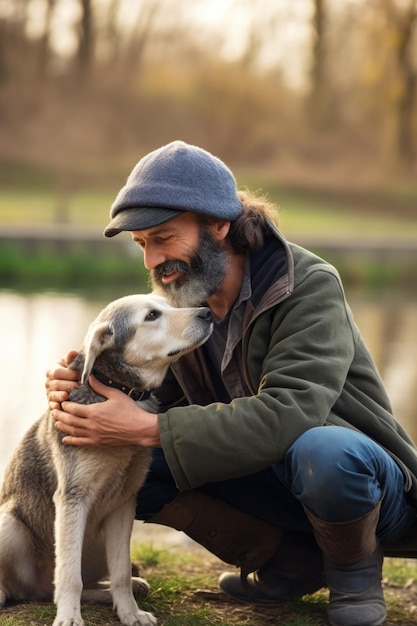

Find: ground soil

[1,526,417,625]
[1,556,416,626]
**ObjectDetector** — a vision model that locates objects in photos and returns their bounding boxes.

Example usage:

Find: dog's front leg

[104,501,157,626]
[53,490,89,626]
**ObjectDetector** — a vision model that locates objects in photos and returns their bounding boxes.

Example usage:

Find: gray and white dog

[0,293,213,626]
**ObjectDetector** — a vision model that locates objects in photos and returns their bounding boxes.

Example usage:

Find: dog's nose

[198,307,212,321]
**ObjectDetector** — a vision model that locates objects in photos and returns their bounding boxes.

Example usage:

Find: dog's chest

[58,445,151,513]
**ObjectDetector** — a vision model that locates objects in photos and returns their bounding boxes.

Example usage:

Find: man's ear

[210,219,230,241]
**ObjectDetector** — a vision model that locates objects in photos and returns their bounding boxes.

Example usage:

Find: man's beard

[150,226,229,307]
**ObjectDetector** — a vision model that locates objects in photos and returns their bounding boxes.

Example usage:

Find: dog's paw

[131,576,151,597]
[53,618,85,626]
[134,611,157,626]
[118,609,157,626]
[136,612,157,626]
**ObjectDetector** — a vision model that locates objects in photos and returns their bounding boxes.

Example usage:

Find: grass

[0,243,150,296]
[279,202,417,239]
[0,189,115,228]
[238,174,417,240]
[2,239,417,297]
[1,171,417,295]
[1,171,417,239]
[0,545,416,626]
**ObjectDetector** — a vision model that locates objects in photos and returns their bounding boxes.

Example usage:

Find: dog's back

[0,413,60,600]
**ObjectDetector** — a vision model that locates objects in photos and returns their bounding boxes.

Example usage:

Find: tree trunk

[310,0,327,127]
[78,0,94,76]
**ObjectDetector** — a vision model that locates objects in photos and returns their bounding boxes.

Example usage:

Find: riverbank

[1,225,416,295]
[2,223,417,260]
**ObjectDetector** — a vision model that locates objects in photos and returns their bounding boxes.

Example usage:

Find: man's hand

[51,375,161,449]
[45,350,80,410]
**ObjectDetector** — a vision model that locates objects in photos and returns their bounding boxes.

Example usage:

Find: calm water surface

[1,290,417,481]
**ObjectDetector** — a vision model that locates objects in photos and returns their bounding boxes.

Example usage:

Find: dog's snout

[198,308,212,321]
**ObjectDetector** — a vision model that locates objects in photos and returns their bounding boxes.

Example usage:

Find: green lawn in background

[0,190,112,228]
[1,174,416,295]
[1,178,416,239]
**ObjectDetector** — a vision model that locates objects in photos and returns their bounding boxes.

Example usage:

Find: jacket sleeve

[158,266,356,490]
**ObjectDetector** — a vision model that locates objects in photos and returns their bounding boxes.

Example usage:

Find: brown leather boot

[219,530,325,604]
[304,502,386,626]
[145,490,283,578]
[146,490,325,603]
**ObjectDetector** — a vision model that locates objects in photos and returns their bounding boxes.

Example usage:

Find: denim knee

[284,426,405,525]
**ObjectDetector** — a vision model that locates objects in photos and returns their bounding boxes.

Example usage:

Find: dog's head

[78,293,213,390]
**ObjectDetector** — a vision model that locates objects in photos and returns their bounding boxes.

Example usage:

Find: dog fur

[0,293,213,626]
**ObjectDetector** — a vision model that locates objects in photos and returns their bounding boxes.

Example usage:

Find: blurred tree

[231,0,278,72]
[124,0,160,74]
[37,0,57,78]
[382,0,417,165]
[0,0,30,82]
[310,0,327,127]
[0,0,415,183]
[101,0,121,65]
[77,0,94,75]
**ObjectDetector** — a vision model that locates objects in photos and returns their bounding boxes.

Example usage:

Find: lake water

[1,290,417,483]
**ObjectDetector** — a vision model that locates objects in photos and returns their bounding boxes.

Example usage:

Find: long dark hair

[226,190,280,253]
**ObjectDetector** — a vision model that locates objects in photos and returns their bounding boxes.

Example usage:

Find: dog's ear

[81,321,114,384]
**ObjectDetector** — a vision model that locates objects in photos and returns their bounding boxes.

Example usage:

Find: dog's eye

[144,309,161,322]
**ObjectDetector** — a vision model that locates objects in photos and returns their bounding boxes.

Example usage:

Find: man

[47,140,417,626]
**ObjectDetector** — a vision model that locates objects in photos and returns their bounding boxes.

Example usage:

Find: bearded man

[47,140,417,626]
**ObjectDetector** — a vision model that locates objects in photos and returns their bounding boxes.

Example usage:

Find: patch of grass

[1,203,417,296]
[383,558,417,585]
[0,244,149,296]
[0,619,26,626]
[279,203,417,239]
[0,160,56,191]
[321,256,417,295]
[1,173,417,238]
[0,548,417,626]
[1,241,415,297]
[238,175,417,239]
[0,190,115,226]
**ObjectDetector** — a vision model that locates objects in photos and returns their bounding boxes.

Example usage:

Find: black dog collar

[92,369,151,402]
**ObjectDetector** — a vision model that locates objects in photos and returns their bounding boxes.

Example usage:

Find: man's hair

[226,190,280,253]
[199,189,279,254]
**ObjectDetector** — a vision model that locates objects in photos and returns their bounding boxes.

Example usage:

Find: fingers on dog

[48,389,71,409]
[62,350,79,367]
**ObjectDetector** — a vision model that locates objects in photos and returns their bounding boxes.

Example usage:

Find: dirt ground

[0,525,416,625]
[192,557,417,626]
[1,560,416,626]
[134,525,417,625]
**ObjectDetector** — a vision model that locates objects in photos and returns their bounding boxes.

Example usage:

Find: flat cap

[104,140,243,237]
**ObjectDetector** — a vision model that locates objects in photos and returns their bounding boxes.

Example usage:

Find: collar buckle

[92,369,151,402]
[128,388,151,402]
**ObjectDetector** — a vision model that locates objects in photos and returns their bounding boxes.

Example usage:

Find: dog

[0,293,213,626]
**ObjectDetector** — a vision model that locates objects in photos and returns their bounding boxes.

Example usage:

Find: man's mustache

[153,259,190,281]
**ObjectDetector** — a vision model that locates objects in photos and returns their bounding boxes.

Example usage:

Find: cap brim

[103,207,185,237]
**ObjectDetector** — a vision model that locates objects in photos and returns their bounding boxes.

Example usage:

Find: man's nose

[142,246,166,270]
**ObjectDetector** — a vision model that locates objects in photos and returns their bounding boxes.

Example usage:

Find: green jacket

[157,226,417,511]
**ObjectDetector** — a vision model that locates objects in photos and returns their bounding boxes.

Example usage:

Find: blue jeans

[136,426,416,546]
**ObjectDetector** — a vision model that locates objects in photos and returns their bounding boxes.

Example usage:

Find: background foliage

[1,0,416,196]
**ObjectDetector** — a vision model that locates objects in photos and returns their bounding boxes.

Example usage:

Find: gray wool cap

[104,140,243,237]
